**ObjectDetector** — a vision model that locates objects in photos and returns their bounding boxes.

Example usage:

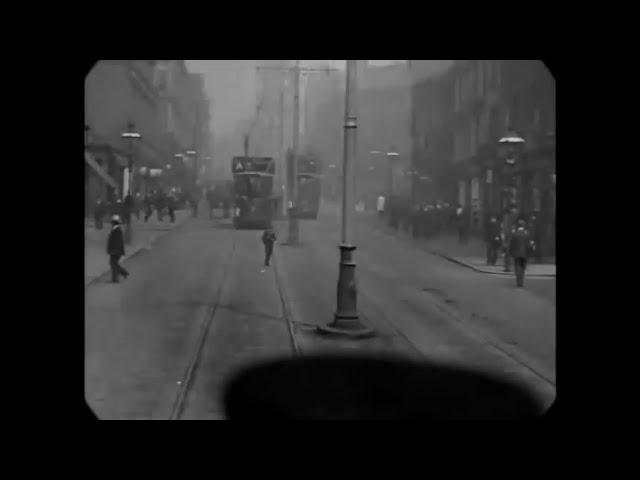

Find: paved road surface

[85,205,556,419]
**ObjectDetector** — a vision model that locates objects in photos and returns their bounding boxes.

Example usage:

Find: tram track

[168,239,237,421]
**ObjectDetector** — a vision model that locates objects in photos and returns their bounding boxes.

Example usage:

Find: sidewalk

[84,210,190,286]
[354,210,555,278]
[420,234,556,278]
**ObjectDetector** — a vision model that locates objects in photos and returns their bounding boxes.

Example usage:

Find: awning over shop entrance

[85,149,118,191]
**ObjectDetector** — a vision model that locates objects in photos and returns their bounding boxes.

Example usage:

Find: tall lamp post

[497,128,525,212]
[121,121,141,245]
[186,149,198,217]
[318,60,374,338]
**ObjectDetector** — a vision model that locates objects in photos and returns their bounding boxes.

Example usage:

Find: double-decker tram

[232,156,275,230]
[289,152,322,220]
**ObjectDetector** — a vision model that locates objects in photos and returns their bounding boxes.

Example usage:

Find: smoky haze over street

[85,60,555,420]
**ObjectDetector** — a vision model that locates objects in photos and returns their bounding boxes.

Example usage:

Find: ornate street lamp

[121,121,142,244]
[497,128,525,211]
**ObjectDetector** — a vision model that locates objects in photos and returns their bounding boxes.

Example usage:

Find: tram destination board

[232,157,275,175]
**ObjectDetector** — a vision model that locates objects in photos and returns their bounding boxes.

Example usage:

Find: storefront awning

[85,149,118,190]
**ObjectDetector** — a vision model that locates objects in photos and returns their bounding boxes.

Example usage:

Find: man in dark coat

[144,193,153,222]
[262,227,277,267]
[509,218,535,288]
[107,215,129,283]
[167,191,176,223]
[485,214,501,266]
[156,190,166,222]
[501,206,518,272]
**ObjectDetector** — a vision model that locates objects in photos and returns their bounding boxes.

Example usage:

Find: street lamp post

[121,121,141,245]
[497,129,525,212]
[318,60,374,338]
[186,150,198,217]
[288,60,301,245]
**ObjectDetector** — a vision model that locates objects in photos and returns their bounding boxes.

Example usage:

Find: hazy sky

[185,61,409,134]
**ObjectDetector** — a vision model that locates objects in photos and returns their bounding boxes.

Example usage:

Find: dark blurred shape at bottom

[223,354,546,420]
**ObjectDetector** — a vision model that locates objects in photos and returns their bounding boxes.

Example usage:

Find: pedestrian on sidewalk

[262,227,277,267]
[485,214,501,266]
[501,206,518,272]
[167,191,176,223]
[156,190,166,222]
[134,192,142,220]
[144,193,153,222]
[93,198,105,230]
[509,218,535,288]
[377,195,385,219]
[456,205,467,244]
[107,215,129,283]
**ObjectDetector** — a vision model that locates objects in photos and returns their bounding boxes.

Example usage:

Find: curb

[356,216,556,279]
[426,250,556,278]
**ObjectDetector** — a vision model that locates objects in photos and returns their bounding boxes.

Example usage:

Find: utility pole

[279,73,286,217]
[318,60,374,338]
[256,61,339,244]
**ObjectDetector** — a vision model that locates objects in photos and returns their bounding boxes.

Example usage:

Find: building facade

[85,60,211,213]
[411,60,555,256]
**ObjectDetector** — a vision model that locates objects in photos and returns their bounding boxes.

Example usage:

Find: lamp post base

[317,244,375,338]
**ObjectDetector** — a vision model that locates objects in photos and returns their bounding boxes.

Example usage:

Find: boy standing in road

[262,227,277,267]
[107,215,129,283]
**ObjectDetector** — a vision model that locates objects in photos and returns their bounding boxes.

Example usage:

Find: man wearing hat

[509,217,535,288]
[107,215,129,283]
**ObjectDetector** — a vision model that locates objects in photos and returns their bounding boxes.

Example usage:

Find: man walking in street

[485,213,501,266]
[262,227,277,267]
[509,218,535,288]
[107,215,129,283]
[501,205,518,272]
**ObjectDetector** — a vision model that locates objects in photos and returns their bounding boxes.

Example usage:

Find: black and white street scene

[85,60,556,420]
